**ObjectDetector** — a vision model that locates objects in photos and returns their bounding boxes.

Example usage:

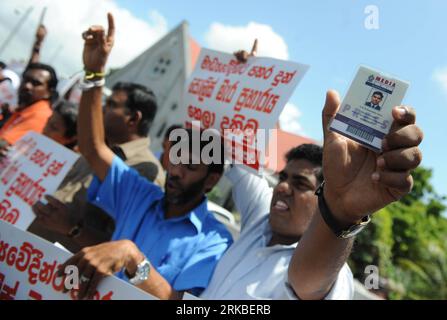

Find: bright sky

[1,0,446,206]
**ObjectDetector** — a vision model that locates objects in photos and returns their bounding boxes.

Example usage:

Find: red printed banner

[0,220,155,300]
[0,132,79,230]
[182,49,309,173]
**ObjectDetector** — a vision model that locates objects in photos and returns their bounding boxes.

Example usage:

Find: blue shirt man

[65,16,233,300]
[88,156,233,296]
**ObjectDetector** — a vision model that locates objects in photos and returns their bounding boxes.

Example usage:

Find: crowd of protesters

[0,13,423,300]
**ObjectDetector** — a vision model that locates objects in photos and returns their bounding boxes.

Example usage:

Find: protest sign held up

[182,48,309,173]
[0,220,156,300]
[0,132,79,230]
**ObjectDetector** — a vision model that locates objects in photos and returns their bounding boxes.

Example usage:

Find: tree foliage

[349,167,447,299]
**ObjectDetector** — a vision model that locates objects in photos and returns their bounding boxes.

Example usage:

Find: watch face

[140,262,150,278]
[137,261,151,281]
[130,260,151,285]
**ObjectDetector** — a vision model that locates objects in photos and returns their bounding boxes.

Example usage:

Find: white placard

[0,220,156,300]
[183,48,309,173]
[0,132,80,230]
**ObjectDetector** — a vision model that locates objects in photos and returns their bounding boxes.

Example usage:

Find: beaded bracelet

[84,70,106,80]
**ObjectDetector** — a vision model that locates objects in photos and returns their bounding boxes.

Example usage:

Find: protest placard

[182,48,309,173]
[0,132,80,230]
[0,220,155,300]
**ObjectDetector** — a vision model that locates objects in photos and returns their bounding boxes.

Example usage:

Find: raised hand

[234,39,258,63]
[81,13,115,73]
[321,90,423,225]
[35,24,47,44]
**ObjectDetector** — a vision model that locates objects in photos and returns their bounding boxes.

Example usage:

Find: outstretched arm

[227,166,272,231]
[60,14,184,300]
[28,24,47,65]
[77,13,116,180]
[288,91,423,300]
[59,240,183,300]
[228,39,272,231]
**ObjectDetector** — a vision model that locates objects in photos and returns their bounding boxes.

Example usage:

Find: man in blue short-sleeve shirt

[87,156,232,296]
[60,14,232,300]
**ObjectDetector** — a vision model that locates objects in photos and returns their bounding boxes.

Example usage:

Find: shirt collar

[113,137,151,161]
[156,196,210,233]
[17,100,51,115]
[188,197,209,233]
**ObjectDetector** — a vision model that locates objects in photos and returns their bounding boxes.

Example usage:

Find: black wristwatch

[315,181,371,239]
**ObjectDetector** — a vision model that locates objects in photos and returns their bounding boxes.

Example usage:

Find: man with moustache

[200,98,423,299]
[0,63,58,150]
[60,13,232,300]
[194,44,423,300]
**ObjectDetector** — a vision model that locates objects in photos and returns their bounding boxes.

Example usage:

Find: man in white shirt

[201,144,353,299]
[200,88,423,300]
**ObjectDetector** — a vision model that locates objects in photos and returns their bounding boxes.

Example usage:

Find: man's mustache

[167,176,182,189]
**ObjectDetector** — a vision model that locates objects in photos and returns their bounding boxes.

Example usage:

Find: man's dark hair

[285,144,323,183]
[171,127,225,175]
[112,82,157,137]
[53,100,78,139]
[0,62,6,70]
[373,91,384,98]
[24,63,59,103]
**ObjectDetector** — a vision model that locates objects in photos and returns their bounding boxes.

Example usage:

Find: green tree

[349,167,447,299]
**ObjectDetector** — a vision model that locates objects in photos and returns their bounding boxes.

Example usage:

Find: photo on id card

[329,66,409,152]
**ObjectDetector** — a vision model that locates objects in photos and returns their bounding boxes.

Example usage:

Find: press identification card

[329,66,409,152]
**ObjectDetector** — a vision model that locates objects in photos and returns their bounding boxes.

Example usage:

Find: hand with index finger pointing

[82,13,115,73]
[234,38,258,63]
